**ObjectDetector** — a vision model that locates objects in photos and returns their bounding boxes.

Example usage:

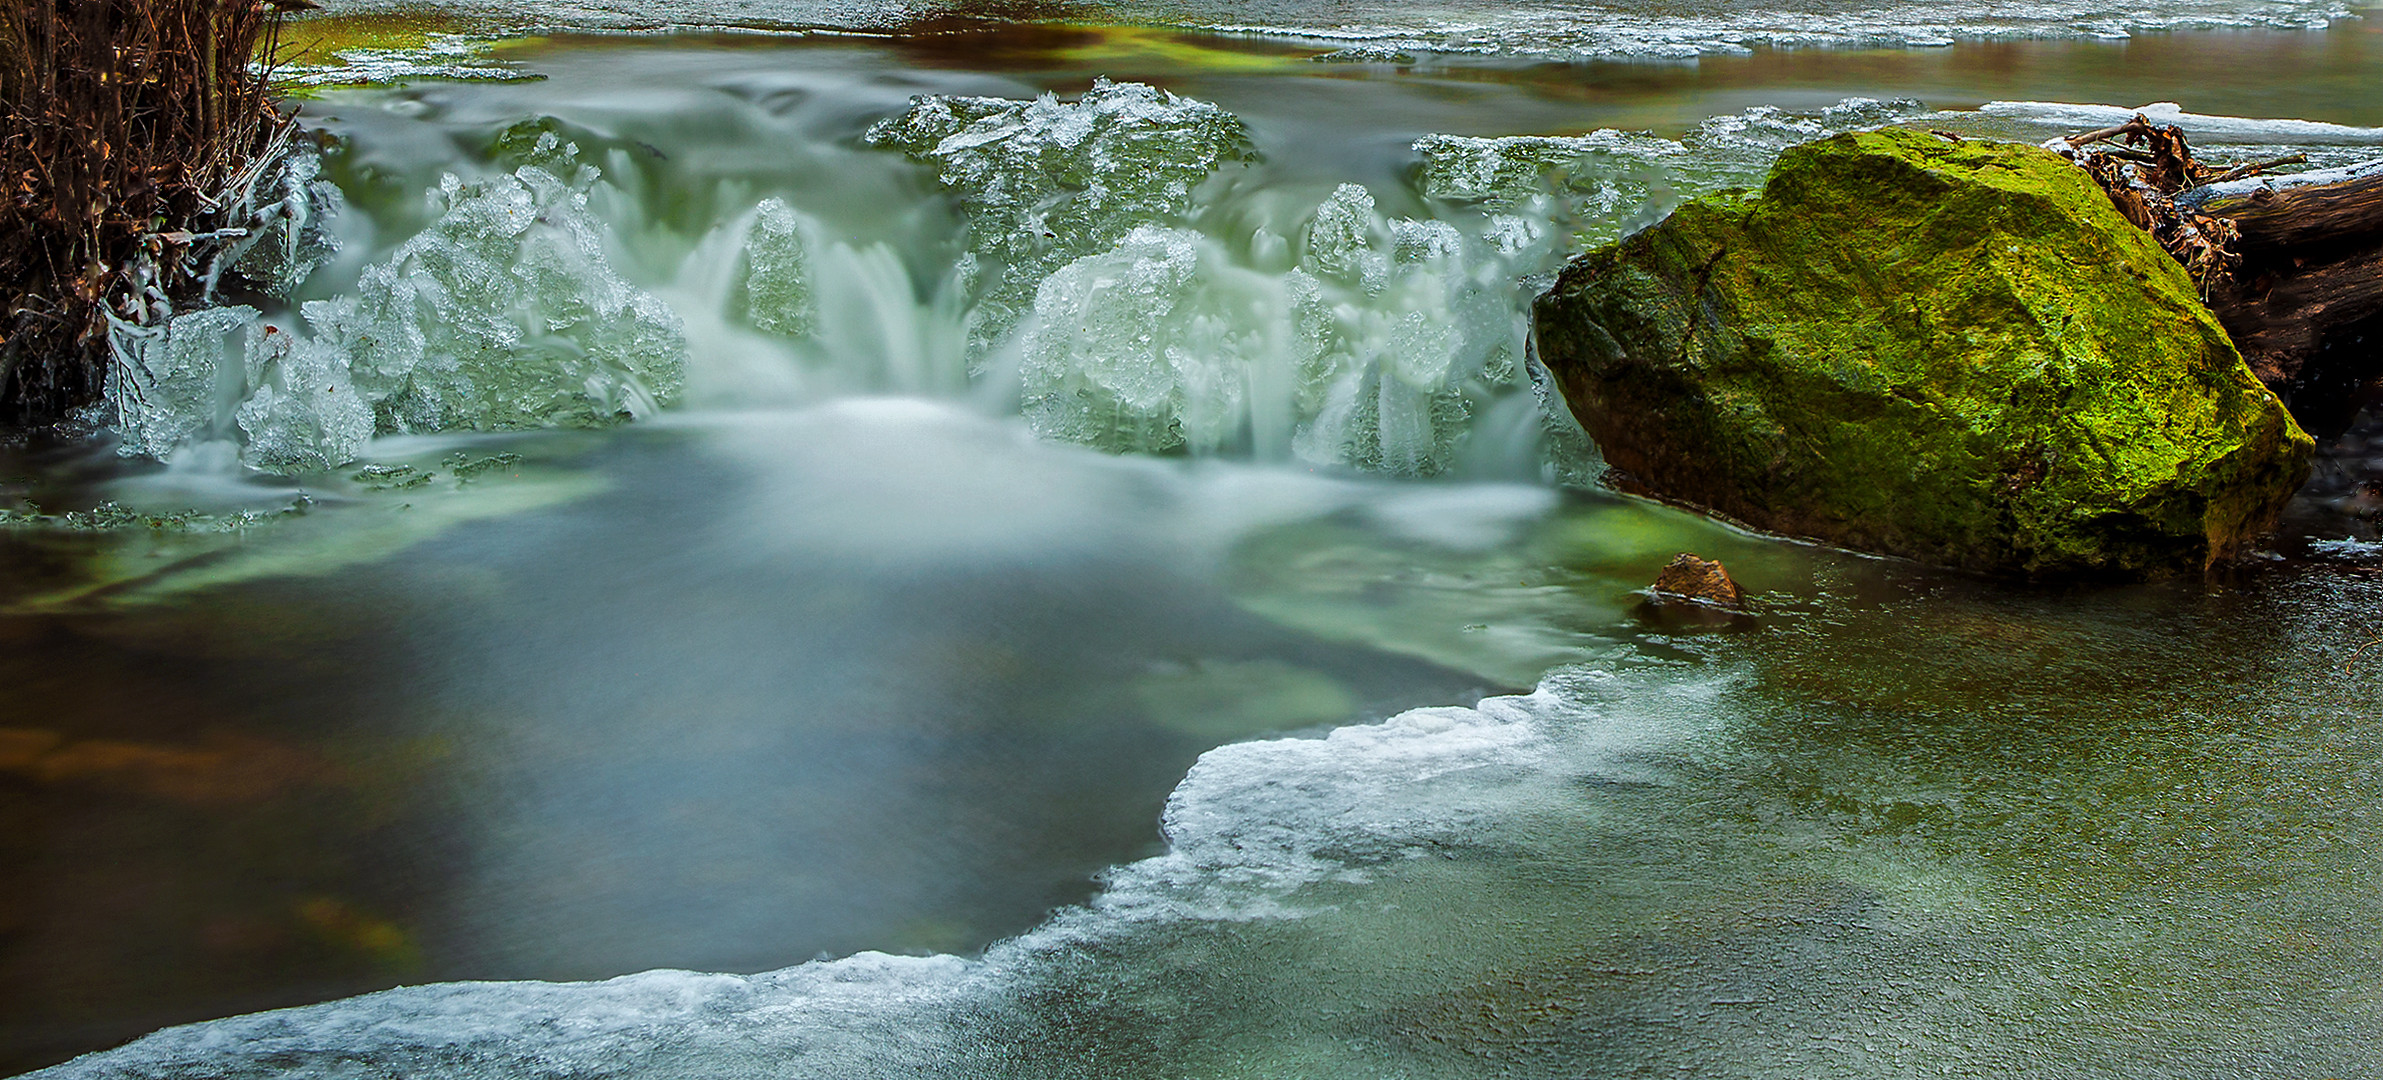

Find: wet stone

[1639,552,1750,628]
[1650,552,1745,607]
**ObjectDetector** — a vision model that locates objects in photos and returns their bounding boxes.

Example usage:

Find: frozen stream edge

[35,668,1710,1078]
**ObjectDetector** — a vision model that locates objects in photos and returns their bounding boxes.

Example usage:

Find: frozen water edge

[1184,0,2356,61]
[34,666,1720,1079]
[307,0,2357,59]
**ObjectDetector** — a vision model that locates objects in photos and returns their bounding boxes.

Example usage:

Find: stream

[5,9,2382,1078]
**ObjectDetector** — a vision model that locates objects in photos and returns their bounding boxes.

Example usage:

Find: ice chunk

[740,197,816,339]
[229,141,345,300]
[1309,44,1419,63]
[1019,208,1503,478]
[1413,98,1935,261]
[1301,183,1391,294]
[108,306,261,461]
[1413,131,1685,210]
[235,330,373,473]
[1413,131,1687,255]
[867,79,1256,353]
[1390,217,1463,265]
[1021,227,1336,457]
[303,157,685,433]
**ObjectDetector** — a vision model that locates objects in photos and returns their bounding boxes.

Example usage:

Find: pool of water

[6,16,2382,1078]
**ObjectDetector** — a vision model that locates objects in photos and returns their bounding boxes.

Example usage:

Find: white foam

[1979,100,2383,143]
[1182,0,2354,61]
[2311,537,2383,559]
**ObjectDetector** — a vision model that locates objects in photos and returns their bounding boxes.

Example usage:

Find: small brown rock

[1649,553,1745,608]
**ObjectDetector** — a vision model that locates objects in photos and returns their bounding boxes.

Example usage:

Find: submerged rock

[1649,552,1745,607]
[1535,128,2313,577]
[1638,552,1749,629]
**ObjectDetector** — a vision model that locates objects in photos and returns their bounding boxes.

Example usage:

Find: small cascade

[97,86,2038,482]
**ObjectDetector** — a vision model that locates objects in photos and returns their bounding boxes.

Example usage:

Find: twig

[2351,633,2383,675]
[2207,153,2308,186]
[2065,116,2152,148]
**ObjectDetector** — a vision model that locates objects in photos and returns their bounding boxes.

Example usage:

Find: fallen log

[2065,122,2383,436]
[2182,159,2383,252]
[2201,163,2383,434]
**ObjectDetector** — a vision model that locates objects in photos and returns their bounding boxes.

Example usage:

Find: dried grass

[2,0,294,422]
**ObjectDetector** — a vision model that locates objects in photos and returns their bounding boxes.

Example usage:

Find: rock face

[1535,128,2314,577]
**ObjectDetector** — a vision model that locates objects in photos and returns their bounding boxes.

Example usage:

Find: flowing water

[5,8,2383,1077]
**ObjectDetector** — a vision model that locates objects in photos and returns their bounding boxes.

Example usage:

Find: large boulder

[1534,127,2313,577]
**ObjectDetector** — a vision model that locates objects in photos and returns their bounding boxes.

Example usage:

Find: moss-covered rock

[1534,127,2313,577]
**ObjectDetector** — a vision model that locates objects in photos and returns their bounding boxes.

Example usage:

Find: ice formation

[1020,226,1335,457]
[908,92,1958,476]
[110,307,270,463]
[871,81,1543,473]
[1013,188,1520,475]
[866,78,1257,353]
[303,144,685,434]
[227,141,347,300]
[111,133,686,472]
[234,328,376,474]
[738,197,817,339]
[102,95,1983,478]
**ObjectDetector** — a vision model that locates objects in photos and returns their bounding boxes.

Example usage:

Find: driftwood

[2065,118,2383,435]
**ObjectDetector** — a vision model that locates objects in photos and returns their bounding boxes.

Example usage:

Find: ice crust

[1188,0,2350,61]
[261,0,2354,56]
[111,133,686,472]
[37,665,1694,1080]
[278,33,540,86]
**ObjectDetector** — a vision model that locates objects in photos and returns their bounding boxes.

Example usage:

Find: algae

[1,453,602,613]
[1535,127,2314,577]
[272,14,543,93]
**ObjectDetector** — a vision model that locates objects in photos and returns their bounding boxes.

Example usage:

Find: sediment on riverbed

[1,0,298,424]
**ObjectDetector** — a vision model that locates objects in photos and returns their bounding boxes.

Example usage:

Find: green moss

[268,13,542,96]
[1535,128,2313,578]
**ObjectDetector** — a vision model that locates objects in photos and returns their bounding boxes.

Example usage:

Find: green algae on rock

[1533,127,2314,578]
